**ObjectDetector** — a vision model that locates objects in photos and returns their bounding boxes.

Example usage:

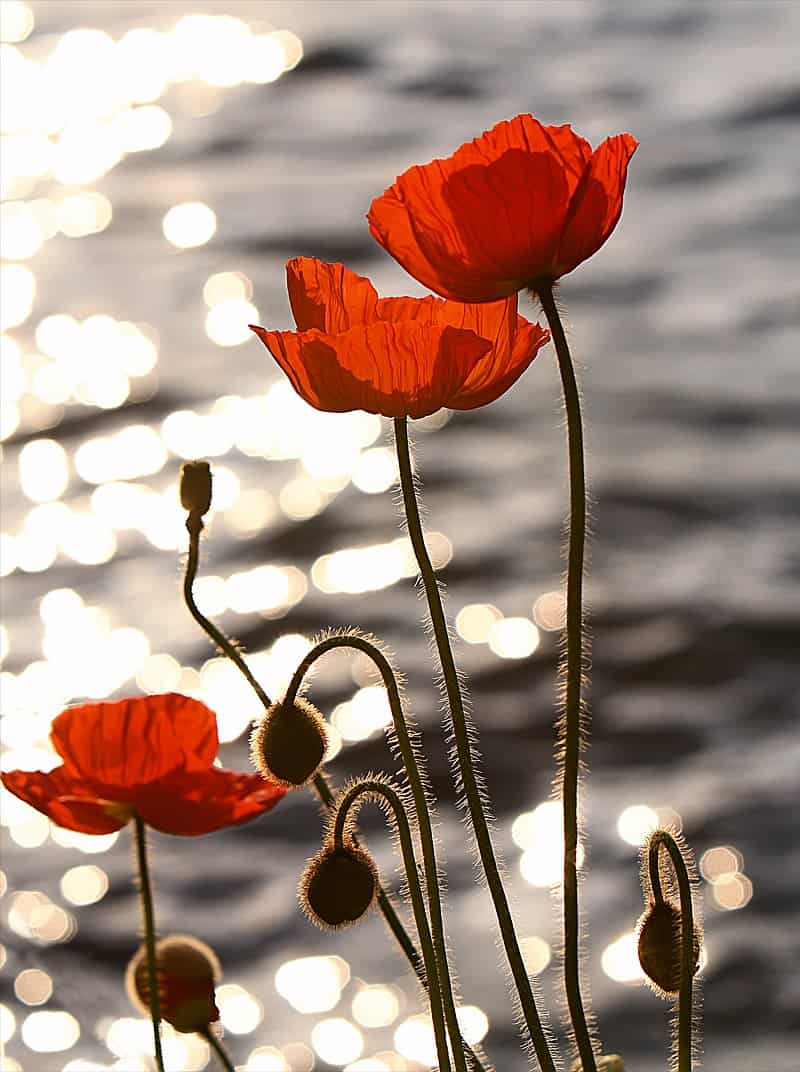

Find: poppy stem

[286,633,473,1072]
[181,520,483,1066]
[332,777,453,1072]
[536,284,597,1072]
[132,813,165,1072]
[645,831,699,1072]
[393,416,557,1072]
[200,1025,236,1072]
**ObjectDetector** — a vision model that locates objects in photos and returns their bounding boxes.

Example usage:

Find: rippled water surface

[2,2,799,1070]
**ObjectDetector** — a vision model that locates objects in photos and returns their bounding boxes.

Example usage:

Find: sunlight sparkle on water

[0,3,34,43]
[217,984,263,1035]
[162,201,216,248]
[488,617,539,659]
[521,935,552,975]
[312,1018,364,1066]
[455,603,503,644]
[532,590,566,631]
[242,1047,289,1071]
[515,801,585,887]
[60,865,109,906]
[712,872,753,910]
[617,804,660,847]
[204,270,253,306]
[205,299,259,347]
[332,686,393,742]
[602,933,644,984]
[0,263,35,329]
[275,955,350,1014]
[1,1003,16,1045]
[313,533,451,595]
[14,968,53,1006]
[352,984,401,1029]
[21,1009,79,1051]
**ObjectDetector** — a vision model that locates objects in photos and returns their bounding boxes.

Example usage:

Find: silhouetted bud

[637,901,701,996]
[126,934,221,1033]
[571,1057,625,1072]
[299,842,377,930]
[180,461,213,518]
[250,698,328,789]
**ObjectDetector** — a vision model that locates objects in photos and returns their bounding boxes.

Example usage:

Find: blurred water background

[1,1,798,1070]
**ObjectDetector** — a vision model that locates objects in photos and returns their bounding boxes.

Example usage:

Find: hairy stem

[287,634,472,1072]
[200,1025,236,1072]
[182,520,471,1062]
[333,778,451,1072]
[132,814,165,1072]
[536,284,597,1071]
[393,416,557,1072]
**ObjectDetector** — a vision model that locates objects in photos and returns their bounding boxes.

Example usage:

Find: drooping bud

[250,698,328,789]
[180,461,213,520]
[299,842,378,930]
[637,900,701,996]
[126,934,221,1034]
[570,1056,625,1072]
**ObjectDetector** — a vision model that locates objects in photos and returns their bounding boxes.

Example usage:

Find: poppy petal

[134,769,286,836]
[554,133,639,279]
[251,322,492,419]
[368,115,592,302]
[287,258,379,333]
[451,319,551,410]
[1,768,128,834]
[51,694,218,793]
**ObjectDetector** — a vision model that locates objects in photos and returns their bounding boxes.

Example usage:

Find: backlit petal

[1,768,127,834]
[51,694,218,793]
[555,133,639,278]
[134,769,286,836]
[252,321,492,419]
[451,319,551,410]
[287,258,379,332]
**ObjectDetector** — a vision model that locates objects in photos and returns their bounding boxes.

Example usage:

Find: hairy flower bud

[250,698,328,789]
[637,901,701,996]
[180,461,213,519]
[126,934,221,1033]
[571,1057,625,1072]
[299,842,378,930]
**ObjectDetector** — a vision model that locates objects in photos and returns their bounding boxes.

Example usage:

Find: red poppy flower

[0,694,285,836]
[367,113,638,302]
[250,257,549,418]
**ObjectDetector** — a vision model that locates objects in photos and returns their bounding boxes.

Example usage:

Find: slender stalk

[535,284,597,1071]
[287,634,470,1072]
[182,521,478,1063]
[201,1025,236,1072]
[132,814,165,1072]
[333,778,452,1072]
[648,832,698,1072]
[393,416,557,1072]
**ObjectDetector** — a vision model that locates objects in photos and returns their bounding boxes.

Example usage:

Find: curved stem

[647,832,697,1072]
[132,814,165,1072]
[201,1026,236,1072]
[182,523,472,1062]
[536,285,597,1071]
[332,778,451,1072]
[184,517,272,709]
[287,634,469,1072]
[393,416,557,1072]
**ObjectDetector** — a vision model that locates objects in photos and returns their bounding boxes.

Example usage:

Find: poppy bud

[570,1057,625,1072]
[250,698,328,789]
[299,842,378,930]
[637,901,701,996]
[126,934,221,1034]
[180,461,213,519]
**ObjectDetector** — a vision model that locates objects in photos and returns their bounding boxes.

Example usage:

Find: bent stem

[182,521,472,1062]
[393,417,557,1072]
[647,831,698,1072]
[200,1026,236,1072]
[286,634,470,1072]
[333,778,452,1072]
[536,284,597,1071]
[132,814,165,1072]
